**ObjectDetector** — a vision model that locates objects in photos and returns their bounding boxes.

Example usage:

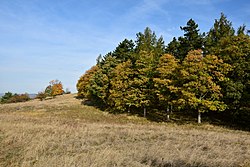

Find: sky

[0,0,249,94]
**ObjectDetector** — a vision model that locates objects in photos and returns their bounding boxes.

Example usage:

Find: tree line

[77,13,250,126]
[0,80,70,103]
[0,92,30,104]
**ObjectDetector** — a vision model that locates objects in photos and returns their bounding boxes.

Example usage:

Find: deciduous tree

[176,50,230,123]
[154,54,179,120]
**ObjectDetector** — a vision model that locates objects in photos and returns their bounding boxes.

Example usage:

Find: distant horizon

[0,92,37,98]
[0,0,249,94]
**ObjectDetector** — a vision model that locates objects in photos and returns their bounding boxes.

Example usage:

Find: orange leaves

[48,80,64,97]
[51,82,64,96]
[76,66,99,98]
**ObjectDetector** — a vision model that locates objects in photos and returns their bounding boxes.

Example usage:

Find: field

[0,94,249,167]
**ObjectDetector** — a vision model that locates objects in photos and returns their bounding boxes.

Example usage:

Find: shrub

[1,92,30,103]
[7,94,30,103]
[1,92,13,103]
[65,88,71,94]
[36,92,47,101]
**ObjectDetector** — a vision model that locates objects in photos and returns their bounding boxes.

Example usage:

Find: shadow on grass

[78,97,250,131]
[141,157,208,167]
[75,96,107,111]
[146,109,250,131]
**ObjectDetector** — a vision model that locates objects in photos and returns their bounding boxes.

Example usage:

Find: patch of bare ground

[0,94,249,167]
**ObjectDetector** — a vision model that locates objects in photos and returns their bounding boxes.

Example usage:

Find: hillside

[0,94,249,167]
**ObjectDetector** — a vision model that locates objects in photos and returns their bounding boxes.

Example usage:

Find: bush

[1,92,13,103]
[7,94,30,103]
[65,88,71,94]
[1,92,30,104]
[36,92,47,101]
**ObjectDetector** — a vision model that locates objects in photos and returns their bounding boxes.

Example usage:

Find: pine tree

[165,37,180,58]
[177,19,204,60]
[112,39,135,63]
[205,14,250,114]
[205,13,235,55]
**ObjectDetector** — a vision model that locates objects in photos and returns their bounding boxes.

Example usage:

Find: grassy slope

[0,94,249,167]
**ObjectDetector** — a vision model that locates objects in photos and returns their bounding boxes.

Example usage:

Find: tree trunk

[198,111,201,124]
[144,107,146,118]
[167,106,170,121]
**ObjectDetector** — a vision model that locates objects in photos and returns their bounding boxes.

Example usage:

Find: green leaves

[77,17,250,125]
[166,19,204,60]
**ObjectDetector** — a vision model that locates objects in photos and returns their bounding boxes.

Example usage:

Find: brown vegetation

[0,94,249,167]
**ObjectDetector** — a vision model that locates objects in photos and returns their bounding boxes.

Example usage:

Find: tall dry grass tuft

[0,94,250,167]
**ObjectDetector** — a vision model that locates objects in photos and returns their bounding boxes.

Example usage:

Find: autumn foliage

[77,14,250,127]
[50,80,64,96]
[0,92,30,104]
[36,80,64,100]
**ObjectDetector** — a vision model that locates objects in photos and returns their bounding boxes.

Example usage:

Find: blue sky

[0,0,249,93]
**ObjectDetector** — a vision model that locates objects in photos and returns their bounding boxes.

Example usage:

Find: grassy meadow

[0,94,249,167]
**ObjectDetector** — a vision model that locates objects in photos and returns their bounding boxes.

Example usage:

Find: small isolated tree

[50,80,64,96]
[176,50,231,123]
[43,80,64,98]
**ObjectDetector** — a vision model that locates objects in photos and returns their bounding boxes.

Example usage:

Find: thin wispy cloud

[0,0,249,93]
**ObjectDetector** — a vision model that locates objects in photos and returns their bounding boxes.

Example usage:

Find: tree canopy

[77,13,250,127]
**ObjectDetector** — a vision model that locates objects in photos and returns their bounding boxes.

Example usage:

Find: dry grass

[0,94,249,167]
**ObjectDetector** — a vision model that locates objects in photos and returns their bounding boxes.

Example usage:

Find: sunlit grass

[0,94,249,167]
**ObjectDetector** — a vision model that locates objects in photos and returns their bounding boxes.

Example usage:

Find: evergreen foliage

[77,14,250,126]
[166,19,204,60]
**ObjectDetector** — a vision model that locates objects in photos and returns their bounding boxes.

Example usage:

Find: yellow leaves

[180,69,189,77]
[154,78,172,86]
[175,50,229,112]
[44,80,64,97]
[76,65,99,97]
[185,50,203,62]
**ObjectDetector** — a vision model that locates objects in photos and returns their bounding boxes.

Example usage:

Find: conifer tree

[205,13,235,55]
[89,54,118,106]
[112,39,135,63]
[165,37,180,58]
[133,27,165,116]
[177,19,204,60]
[205,13,250,120]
